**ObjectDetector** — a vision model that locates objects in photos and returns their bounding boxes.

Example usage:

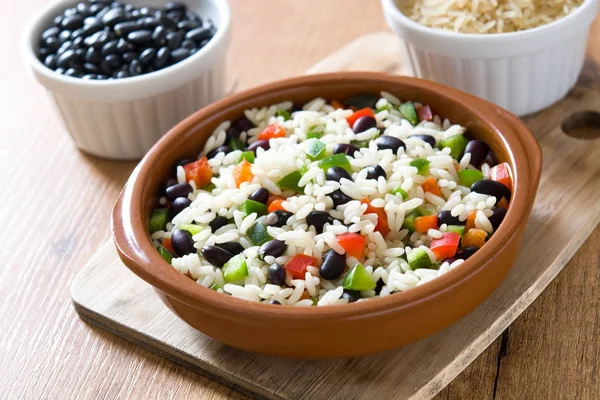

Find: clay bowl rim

[112,71,542,323]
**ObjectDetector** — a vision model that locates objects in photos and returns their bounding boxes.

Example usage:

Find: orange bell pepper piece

[361,199,390,236]
[257,124,286,141]
[182,157,212,188]
[415,214,438,233]
[462,228,487,248]
[421,177,443,198]
[233,160,253,188]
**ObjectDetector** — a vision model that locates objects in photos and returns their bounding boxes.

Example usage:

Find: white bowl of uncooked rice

[381,0,599,116]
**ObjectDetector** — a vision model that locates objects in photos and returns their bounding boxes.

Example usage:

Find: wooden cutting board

[71,33,600,400]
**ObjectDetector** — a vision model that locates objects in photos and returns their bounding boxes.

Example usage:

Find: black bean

[99,59,113,75]
[236,116,254,131]
[39,47,52,58]
[58,30,72,43]
[114,21,139,37]
[115,70,128,79]
[186,26,211,42]
[258,240,287,260]
[410,134,436,147]
[306,211,334,234]
[139,6,154,16]
[201,245,233,268]
[320,249,346,280]
[100,40,118,56]
[64,68,82,77]
[374,278,385,294]
[166,2,187,12]
[85,47,101,63]
[176,158,195,168]
[364,165,386,180]
[171,47,191,62]
[138,17,159,30]
[375,135,405,153]
[206,145,230,159]
[444,258,457,264]
[264,210,292,228]
[267,263,286,285]
[180,39,196,50]
[166,31,184,50]
[332,143,359,157]
[41,26,60,40]
[488,207,507,231]
[101,9,127,26]
[53,15,63,25]
[165,182,192,200]
[268,300,281,305]
[61,15,84,30]
[247,140,270,154]
[128,59,142,76]
[457,246,478,260]
[216,241,244,256]
[139,48,156,65]
[122,51,138,63]
[127,30,152,45]
[171,229,196,256]
[152,25,167,45]
[83,62,100,73]
[326,166,353,183]
[76,2,90,16]
[209,215,229,232]
[72,36,84,47]
[168,197,191,219]
[154,47,170,69]
[249,188,270,204]
[483,150,498,167]
[178,20,201,31]
[167,11,184,22]
[55,67,66,74]
[44,55,57,69]
[471,180,511,203]
[84,31,113,48]
[96,74,109,79]
[352,116,377,133]
[330,190,352,208]
[344,93,378,109]
[56,50,78,69]
[57,41,74,55]
[44,36,60,51]
[465,140,490,168]
[437,210,462,226]
[342,289,361,303]
[225,126,241,141]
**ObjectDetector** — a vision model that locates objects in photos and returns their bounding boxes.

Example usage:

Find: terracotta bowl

[112,72,542,359]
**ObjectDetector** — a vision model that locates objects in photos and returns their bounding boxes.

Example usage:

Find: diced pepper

[402,210,421,232]
[239,199,268,217]
[407,247,434,270]
[446,225,465,237]
[497,198,509,209]
[258,124,286,141]
[201,183,216,192]
[464,210,478,232]
[415,214,438,233]
[233,159,253,187]
[209,283,221,291]
[336,232,367,259]
[228,137,245,151]
[346,108,375,127]
[305,139,327,161]
[439,134,468,159]
[459,169,484,187]
[268,198,286,213]
[306,131,322,139]
[430,232,460,260]
[490,162,513,191]
[462,228,487,248]
[422,177,443,198]
[276,109,291,120]
[285,254,318,279]
[183,157,213,188]
[157,246,174,264]
[390,186,408,200]
[239,151,255,163]
[330,100,344,110]
[178,224,203,235]
[376,103,392,113]
[317,154,352,173]
[161,237,175,254]
[247,221,272,246]
[399,101,419,125]
[350,139,371,148]
[361,199,390,236]
[410,158,430,175]
[416,104,433,122]
[277,170,303,192]
[150,208,168,233]
[343,263,376,291]
[222,254,248,283]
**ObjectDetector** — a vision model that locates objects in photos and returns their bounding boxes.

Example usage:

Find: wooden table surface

[2,1,599,399]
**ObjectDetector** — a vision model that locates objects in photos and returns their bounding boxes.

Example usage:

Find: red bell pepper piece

[183,157,213,188]
[490,162,513,191]
[284,254,318,279]
[416,104,433,122]
[430,232,460,260]
[257,124,286,141]
[336,232,366,259]
[346,108,375,128]
[361,199,390,236]
[161,237,175,254]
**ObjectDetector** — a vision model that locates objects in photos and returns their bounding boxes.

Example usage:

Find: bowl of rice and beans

[381,0,599,116]
[113,73,542,358]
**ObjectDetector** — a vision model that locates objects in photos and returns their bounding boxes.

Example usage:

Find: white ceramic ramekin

[382,0,599,116]
[22,0,230,160]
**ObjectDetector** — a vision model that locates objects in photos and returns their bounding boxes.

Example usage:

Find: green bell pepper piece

[317,153,352,173]
[305,139,326,161]
[178,224,203,235]
[276,109,291,120]
[201,183,216,192]
[239,151,255,163]
[223,254,248,283]
[157,246,174,264]
[150,209,168,233]
[459,169,484,188]
[408,248,433,270]
[399,101,418,125]
[247,221,273,246]
[209,283,221,291]
[306,131,321,139]
[277,170,303,192]
[239,199,268,217]
[343,263,376,291]
[402,207,434,232]
[350,139,372,148]
[410,158,430,175]
[446,225,465,237]
[228,137,245,151]
[439,134,468,160]
[390,186,408,200]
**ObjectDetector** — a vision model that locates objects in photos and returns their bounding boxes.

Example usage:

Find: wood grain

[72,32,600,400]
[1,2,598,400]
